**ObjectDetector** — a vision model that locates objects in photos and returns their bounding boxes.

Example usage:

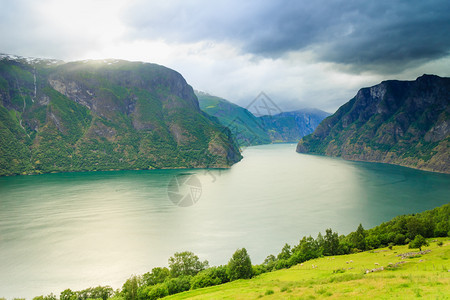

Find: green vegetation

[258,109,330,143]
[227,248,253,280]
[297,75,450,173]
[24,203,449,300]
[197,91,330,145]
[0,58,241,176]
[166,239,449,299]
[409,234,429,251]
[196,92,271,146]
[168,252,208,278]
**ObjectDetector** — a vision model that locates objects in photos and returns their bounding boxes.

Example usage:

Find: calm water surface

[0,144,449,298]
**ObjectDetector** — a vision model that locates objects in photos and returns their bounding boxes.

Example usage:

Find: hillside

[297,75,450,173]
[196,92,271,146]
[0,55,241,176]
[197,92,329,144]
[166,239,449,299]
[259,109,330,143]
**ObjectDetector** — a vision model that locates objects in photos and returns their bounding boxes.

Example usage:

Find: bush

[265,289,274,295]
[394,233,406,245]
[147,284,168,300]
[252,265,265,276]
[274,259,290,270]
[227,248,253,280]
[164,276,191,295]
[190,268,221,289]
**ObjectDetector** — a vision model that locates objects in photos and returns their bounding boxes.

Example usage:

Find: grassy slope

[167,238,449,299]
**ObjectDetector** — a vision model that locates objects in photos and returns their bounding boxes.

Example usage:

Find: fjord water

[0,144,449,298]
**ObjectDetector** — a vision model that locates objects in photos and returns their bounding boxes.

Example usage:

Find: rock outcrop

[0,55,241,176]
[297,75,450,173]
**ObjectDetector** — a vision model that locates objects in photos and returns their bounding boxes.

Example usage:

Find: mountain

[197,92,271,146]
[297,75,450,173]
[259,109,330,142]
[0,54,241,176]
[197,92,329,144]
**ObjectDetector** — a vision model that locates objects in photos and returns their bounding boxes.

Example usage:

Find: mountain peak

[297,75,450,173]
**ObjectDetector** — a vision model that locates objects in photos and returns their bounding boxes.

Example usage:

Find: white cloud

[1,0,449,114]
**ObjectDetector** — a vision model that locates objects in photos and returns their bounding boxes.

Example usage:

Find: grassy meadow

[166,238,449,299]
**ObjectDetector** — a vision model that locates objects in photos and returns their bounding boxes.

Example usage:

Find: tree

[394,233,406,245]
[227,248,253,280]
[33,294,57,300]
[60,290,77,300]
[352,224,367,251]
[168,251,208,277]
[316,232,324,251]
[277,243,291,260]
[263,254,277,271]
[323,229,340,256]
[365,234,381,250]
[143,267,170,286]
[409,234,429,251]
[406,217,425,239]
[122,275,141,300]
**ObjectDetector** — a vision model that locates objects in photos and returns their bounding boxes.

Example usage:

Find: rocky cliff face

[259,109,330,143]
[0,55,241,176]
[297,75,450,173]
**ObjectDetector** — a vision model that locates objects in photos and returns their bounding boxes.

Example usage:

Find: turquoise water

[0,143,449,298]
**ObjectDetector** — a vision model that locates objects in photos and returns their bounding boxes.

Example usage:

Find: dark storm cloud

[124,0,450,73]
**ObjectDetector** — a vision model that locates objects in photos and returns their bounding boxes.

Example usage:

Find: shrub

[165,276,191,295]
[265,289,274,295]
[147,284,168,300]
[190,268,221,289]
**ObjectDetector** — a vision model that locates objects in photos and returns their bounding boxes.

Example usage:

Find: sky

[1,0,450,113]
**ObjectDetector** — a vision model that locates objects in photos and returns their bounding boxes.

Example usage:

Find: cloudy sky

[1,0,450,113]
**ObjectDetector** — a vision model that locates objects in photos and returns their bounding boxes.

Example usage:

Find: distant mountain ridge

[297,75,450,173]
[0,54,241,176]
[197,92,272,145]
[197,91,330,145]
[259,109,330,142]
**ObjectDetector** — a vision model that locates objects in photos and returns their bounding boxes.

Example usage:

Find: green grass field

[167,238,449,299]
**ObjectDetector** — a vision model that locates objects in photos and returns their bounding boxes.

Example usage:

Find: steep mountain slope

[197,92,271,146]
[297,75,450,173]
[259,109,330,142]
[197,92,329,144]
[0,55,241,176]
